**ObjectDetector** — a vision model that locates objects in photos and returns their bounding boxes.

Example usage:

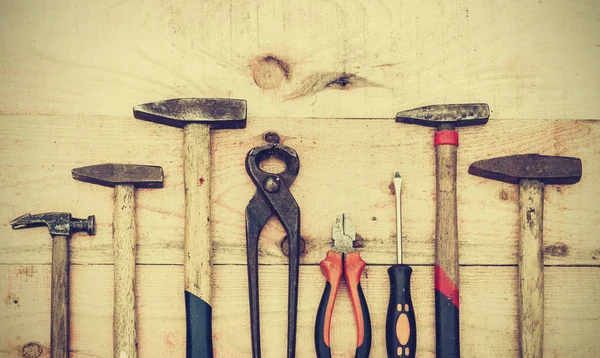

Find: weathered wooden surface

[0,0,598,119]
[2,265,599,357]
[1,117,598,267]
[1,0,600,356]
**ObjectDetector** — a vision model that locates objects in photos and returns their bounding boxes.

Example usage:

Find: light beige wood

[1,117,599,267]
[113,184,138,358]
[519,180,545,358]
[50,235,69,358]
[2,265,599,357]
[435,144,459,287]
[183,123,212,304]
[0,1,598,120]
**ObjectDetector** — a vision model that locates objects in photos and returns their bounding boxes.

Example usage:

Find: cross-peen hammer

[133,98,247,357]
[396,103,490,358]
[11,212,95,358]
[72,163,164,358]
[469,154,582,357]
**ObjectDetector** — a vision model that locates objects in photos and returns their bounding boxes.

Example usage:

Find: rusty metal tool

[396,103,489,358]
[315,214,371,358]
[386,172,416,358]
[245,143,300,358]
[72,163,164,358]
[469,154,582,357]
[10,212,95,358]
[134,98,247,357]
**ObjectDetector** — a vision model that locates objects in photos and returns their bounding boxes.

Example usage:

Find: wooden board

[1,117,598,267]
[2,265,599,358]
[0,0,598,119]
[1,0,600,356]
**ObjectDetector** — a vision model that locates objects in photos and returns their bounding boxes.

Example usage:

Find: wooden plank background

[1,0,599,357]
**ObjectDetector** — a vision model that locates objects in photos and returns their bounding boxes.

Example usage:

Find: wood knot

[251,55,290,90]
[22,342,43,358]
[543,242,569,257]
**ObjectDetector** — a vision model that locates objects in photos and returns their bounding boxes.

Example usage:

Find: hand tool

[134,98,247,357]
[72,163,164,358]
[469,154,582,357]
[10,212,95,358]
[396,103,490,357]
[245,143,300,358]
[315,214,372,358]
[386,172,416,358]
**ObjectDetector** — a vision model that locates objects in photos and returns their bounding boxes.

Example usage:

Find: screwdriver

[386,171,417,358]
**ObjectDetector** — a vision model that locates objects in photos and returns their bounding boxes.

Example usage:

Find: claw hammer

[395,103,489,357]
[134,98,247,357]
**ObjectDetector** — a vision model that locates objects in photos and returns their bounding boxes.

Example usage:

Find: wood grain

[183,123,213,305]
[1,117,598,267]
[113,184,138,358]
[50,236,69,358]
[2,265,599,357]
[0,1,598,119]
[519,180,545,358]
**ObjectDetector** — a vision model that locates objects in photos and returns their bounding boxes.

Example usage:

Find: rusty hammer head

[133,98,247,129]
[11,212,95,237]
[71,163,164,188]
[468,154,582,185]
[396,103,490,130]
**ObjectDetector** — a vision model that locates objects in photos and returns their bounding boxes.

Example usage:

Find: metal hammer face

[72,163,164,188]
[11,212,95,237]
[133,98,247,129]
[396,103,490,128]
[468,154,582,185]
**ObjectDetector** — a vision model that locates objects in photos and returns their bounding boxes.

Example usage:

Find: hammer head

[396,103,490,128]
[72,163,164,188]
[468,154,582,185]
[133,98,247,129]
[11,213,95,237]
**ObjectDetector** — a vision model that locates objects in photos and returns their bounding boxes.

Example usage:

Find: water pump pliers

[315,214,372,358]
[245,143,301,358]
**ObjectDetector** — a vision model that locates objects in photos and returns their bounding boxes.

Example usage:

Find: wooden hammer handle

[51,235,70,358]
[434,143,460,358]
[519,180,544,358]
[183,123,214,357]
[113,184,138,358]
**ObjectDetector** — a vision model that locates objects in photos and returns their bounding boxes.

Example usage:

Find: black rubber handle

[386,264,416,358]
[185,291,213,358]
[315,281,334,358]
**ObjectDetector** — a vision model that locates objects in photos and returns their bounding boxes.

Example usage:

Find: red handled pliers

[315,214,372,358]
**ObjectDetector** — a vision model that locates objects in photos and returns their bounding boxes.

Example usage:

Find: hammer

[10,212,95,358]
[396,103,490,357]
[72,163,164,358]
[133,98,247,357]
[469,154,582,357]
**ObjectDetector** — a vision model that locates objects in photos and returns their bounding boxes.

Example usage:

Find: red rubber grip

[434,130,459,146]
[345,251,367,347]
[319,251,343,347]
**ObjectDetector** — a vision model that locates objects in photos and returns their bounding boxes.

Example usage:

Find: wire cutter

[315,214,372,358]
[245,143,301,358]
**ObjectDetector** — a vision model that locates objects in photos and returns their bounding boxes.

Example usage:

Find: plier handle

[245,143,301,358]
[315,214,372,358]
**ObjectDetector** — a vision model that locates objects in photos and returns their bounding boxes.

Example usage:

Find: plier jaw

[315,214,372,358]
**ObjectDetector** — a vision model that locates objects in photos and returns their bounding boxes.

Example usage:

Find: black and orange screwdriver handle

[315,251,372,358]
[386,264,416,358]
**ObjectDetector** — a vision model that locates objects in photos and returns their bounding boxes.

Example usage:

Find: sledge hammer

[133,98,247,358]
[72,163,164,358]
[396,103,490,358]
[469,154,582,357]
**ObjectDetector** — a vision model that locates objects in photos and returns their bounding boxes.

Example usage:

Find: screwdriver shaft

[393,172,402,264]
